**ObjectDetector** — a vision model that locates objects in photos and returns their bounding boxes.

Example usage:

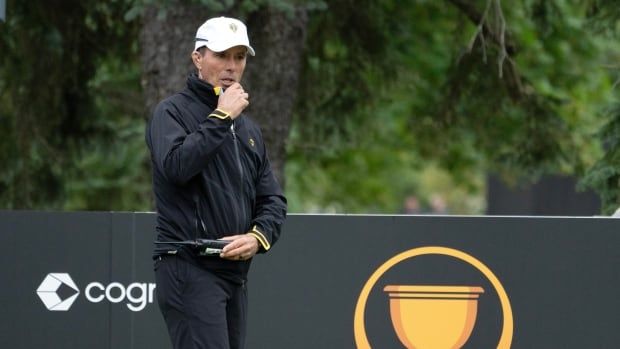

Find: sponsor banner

[1,211,619,348]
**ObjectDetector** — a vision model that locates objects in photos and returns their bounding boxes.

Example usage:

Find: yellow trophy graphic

[384,285,484,349]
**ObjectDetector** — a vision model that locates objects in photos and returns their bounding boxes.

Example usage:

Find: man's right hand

[217,82,249,119]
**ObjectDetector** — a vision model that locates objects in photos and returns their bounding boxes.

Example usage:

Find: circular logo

[353,246,513,348]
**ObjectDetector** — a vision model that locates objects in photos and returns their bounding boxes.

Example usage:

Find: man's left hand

[219,233,260,261]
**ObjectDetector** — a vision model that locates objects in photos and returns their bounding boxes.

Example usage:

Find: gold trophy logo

[384,285,484,349]
[354,246,513,349]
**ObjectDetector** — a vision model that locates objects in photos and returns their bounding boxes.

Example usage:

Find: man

[145,16,287,349]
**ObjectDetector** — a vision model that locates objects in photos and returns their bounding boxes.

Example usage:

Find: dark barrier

[1,211,619,348]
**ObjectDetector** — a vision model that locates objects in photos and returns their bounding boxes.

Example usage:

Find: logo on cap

[36,273,80,311]
[229,23,238,33]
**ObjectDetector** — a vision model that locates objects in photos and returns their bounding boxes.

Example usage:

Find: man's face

[195,46,248,88]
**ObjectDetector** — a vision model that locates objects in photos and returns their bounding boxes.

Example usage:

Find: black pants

[155,256,247,349]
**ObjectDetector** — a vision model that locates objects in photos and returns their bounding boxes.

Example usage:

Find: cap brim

[194,42,255,56]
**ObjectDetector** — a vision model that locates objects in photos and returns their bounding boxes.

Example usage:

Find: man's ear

[191,51,202,70]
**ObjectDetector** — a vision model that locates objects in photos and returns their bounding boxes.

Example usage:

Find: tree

[1,0,618,214]
[0,0,141,209]
[286,0,620,213]
[577,0,620,213]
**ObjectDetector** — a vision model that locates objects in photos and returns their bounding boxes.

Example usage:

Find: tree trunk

[140,3,308,185]
[243,8,308,184]
[140,3,206,117]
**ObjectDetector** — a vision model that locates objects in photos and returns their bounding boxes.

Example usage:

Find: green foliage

[286,0,620,213]
[63,56,151,211]
[580,102,620,214]
[576,0,620,212]
[0,0,142,209]
[1,0,619,214]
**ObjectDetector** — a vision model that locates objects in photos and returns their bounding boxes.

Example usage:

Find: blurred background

[0,0,618,215]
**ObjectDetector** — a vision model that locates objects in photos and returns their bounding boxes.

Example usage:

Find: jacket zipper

[231,121,248,231]
[194,193,207,238]
[231,122,243,180]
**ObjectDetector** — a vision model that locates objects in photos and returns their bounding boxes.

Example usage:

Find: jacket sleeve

[250,136,287,253]
[147,101,232,185]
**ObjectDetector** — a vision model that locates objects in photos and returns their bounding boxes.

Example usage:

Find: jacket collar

[186,73,218,109]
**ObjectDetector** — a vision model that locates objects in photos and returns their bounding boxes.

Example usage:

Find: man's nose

[224,57,237,70]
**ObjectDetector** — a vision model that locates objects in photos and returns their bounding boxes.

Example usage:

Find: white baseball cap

[194,17,255,56]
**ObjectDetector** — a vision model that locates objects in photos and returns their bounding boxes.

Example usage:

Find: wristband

[209,108,231,120]
[248,225,271,251]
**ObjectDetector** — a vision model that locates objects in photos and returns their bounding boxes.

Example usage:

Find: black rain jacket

[146,73,287,281]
